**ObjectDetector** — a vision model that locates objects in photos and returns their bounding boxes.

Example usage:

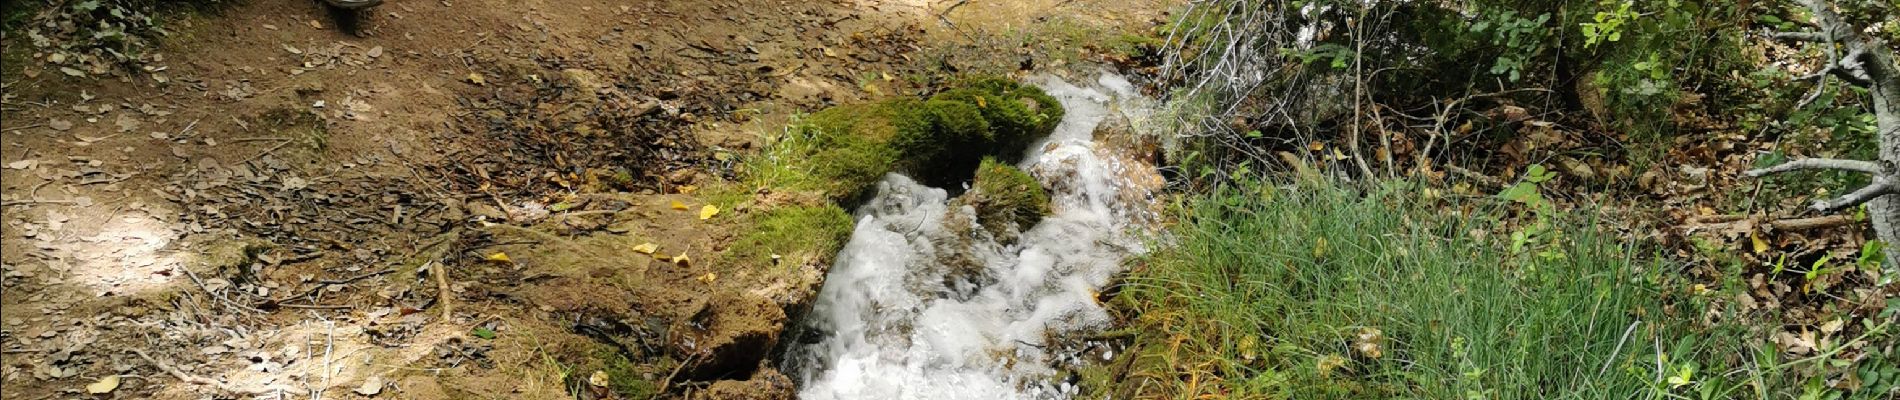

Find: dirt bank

[0,0,1169,398]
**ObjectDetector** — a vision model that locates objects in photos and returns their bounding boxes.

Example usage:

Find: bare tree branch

[1813,178,1899,212]
[1772,31,1832,42]
[1745,158,1883,177]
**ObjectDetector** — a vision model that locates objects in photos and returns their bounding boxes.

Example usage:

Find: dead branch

[1813,178,1898,212]
[1745,158,1883,176]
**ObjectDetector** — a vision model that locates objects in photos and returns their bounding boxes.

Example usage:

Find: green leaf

[1525,164,1554,183]
[471,327,497,339]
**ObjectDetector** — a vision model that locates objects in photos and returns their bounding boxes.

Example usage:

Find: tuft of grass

[1094,179,1856,399]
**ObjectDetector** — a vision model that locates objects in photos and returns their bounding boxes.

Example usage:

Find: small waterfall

[786,73,1157,400]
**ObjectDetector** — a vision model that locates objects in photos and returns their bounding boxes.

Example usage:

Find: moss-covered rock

[753,76,1065,200]
[966,157,1052,241]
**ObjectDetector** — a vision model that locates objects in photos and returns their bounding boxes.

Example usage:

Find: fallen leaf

[471,327,496,339]
[677,185,697,194]
[632,243,658,254]
[699,205,719,220]
[698,272,717,284]
[85,375,118,394]
[354,376,382,396]
[672,253,691,266]
[669,200,688,211]
[589,370,610,387]
[308,19,324,29]
[486,252,511,263]
[283,44,303,55]
[1751,231,1769,254]
[366,46,384,58]
[466,72,486,85]
[5,159,37,170]
[48,119,73,131]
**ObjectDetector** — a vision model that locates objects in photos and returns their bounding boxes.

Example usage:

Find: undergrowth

[1096,179,1899,399]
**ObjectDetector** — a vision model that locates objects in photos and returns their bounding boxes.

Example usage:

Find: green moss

[728,205,855,272]
[967,157,1051,240]
[746,76,1065,201]
[589,347,660,398]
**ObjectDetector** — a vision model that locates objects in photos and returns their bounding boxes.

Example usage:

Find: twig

[131,349,275,395]
[653,352,700,398]
[430,261,454,320]
[175,265,264,314]
[1443,165,1504,188]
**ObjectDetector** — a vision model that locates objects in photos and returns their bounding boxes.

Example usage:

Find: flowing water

[786,73,1158,400]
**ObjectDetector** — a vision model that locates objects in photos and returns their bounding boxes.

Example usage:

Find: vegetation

[726,204,855,275]
[964,157,1051,241]
[745,76,1063,200]
[1094,178,1900,399]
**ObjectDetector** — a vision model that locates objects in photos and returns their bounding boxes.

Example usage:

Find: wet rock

[668,292,786,379]
[694,368,795,400]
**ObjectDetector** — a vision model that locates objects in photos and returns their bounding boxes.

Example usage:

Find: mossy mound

[759,77,1064,200]
[965,157,1052,242]
[727,204,855,273]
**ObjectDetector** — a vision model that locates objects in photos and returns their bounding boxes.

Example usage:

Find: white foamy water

[786,73,1156,400]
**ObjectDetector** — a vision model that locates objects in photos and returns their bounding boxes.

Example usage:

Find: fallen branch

[1745,158,1882,176]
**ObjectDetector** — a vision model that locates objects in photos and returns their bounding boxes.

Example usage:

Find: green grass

[1097,179,1898,399]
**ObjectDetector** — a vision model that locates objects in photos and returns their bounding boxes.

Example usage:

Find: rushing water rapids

[785,73,1159,400]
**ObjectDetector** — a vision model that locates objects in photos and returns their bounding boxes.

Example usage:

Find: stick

[175,265,264,314]
[430,261,454,320]
[131,349,276,395]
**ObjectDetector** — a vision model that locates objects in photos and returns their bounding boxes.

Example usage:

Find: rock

[694,368,794,400]
[667,292,786,379]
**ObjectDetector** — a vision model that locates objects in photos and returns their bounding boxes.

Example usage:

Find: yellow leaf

[697,272,717,284]
[467,72,486,85]
[1750,231,1769,254]
[669,200,688,211]
[975,96,987,108]
[1313,237,1330,259]
[1309,141,1326,152]
[588,370,609,387]
[86,375,119,394]
[632,243,658,254]
[672,253,691,266]
[677,185,698,195]
[486,252,511,263]
[699,205,720,220]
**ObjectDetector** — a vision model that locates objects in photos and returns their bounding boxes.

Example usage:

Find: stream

[785,73,1158,400]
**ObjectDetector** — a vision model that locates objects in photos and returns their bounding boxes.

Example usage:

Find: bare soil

[0,0,1169,399]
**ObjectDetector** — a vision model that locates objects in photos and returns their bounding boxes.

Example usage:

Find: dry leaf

[669,200,688,211]
[1750,231,1769,254]
[85,375,118,394]
[671,253,691,266]
[698,272,717,284]
[677,185,698,194]
[486,252,511,263]
[632,242,658,254]
[589,370,610,387]
[467,72,486,85]
[699,205,720,220]
[354,376,383,396]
